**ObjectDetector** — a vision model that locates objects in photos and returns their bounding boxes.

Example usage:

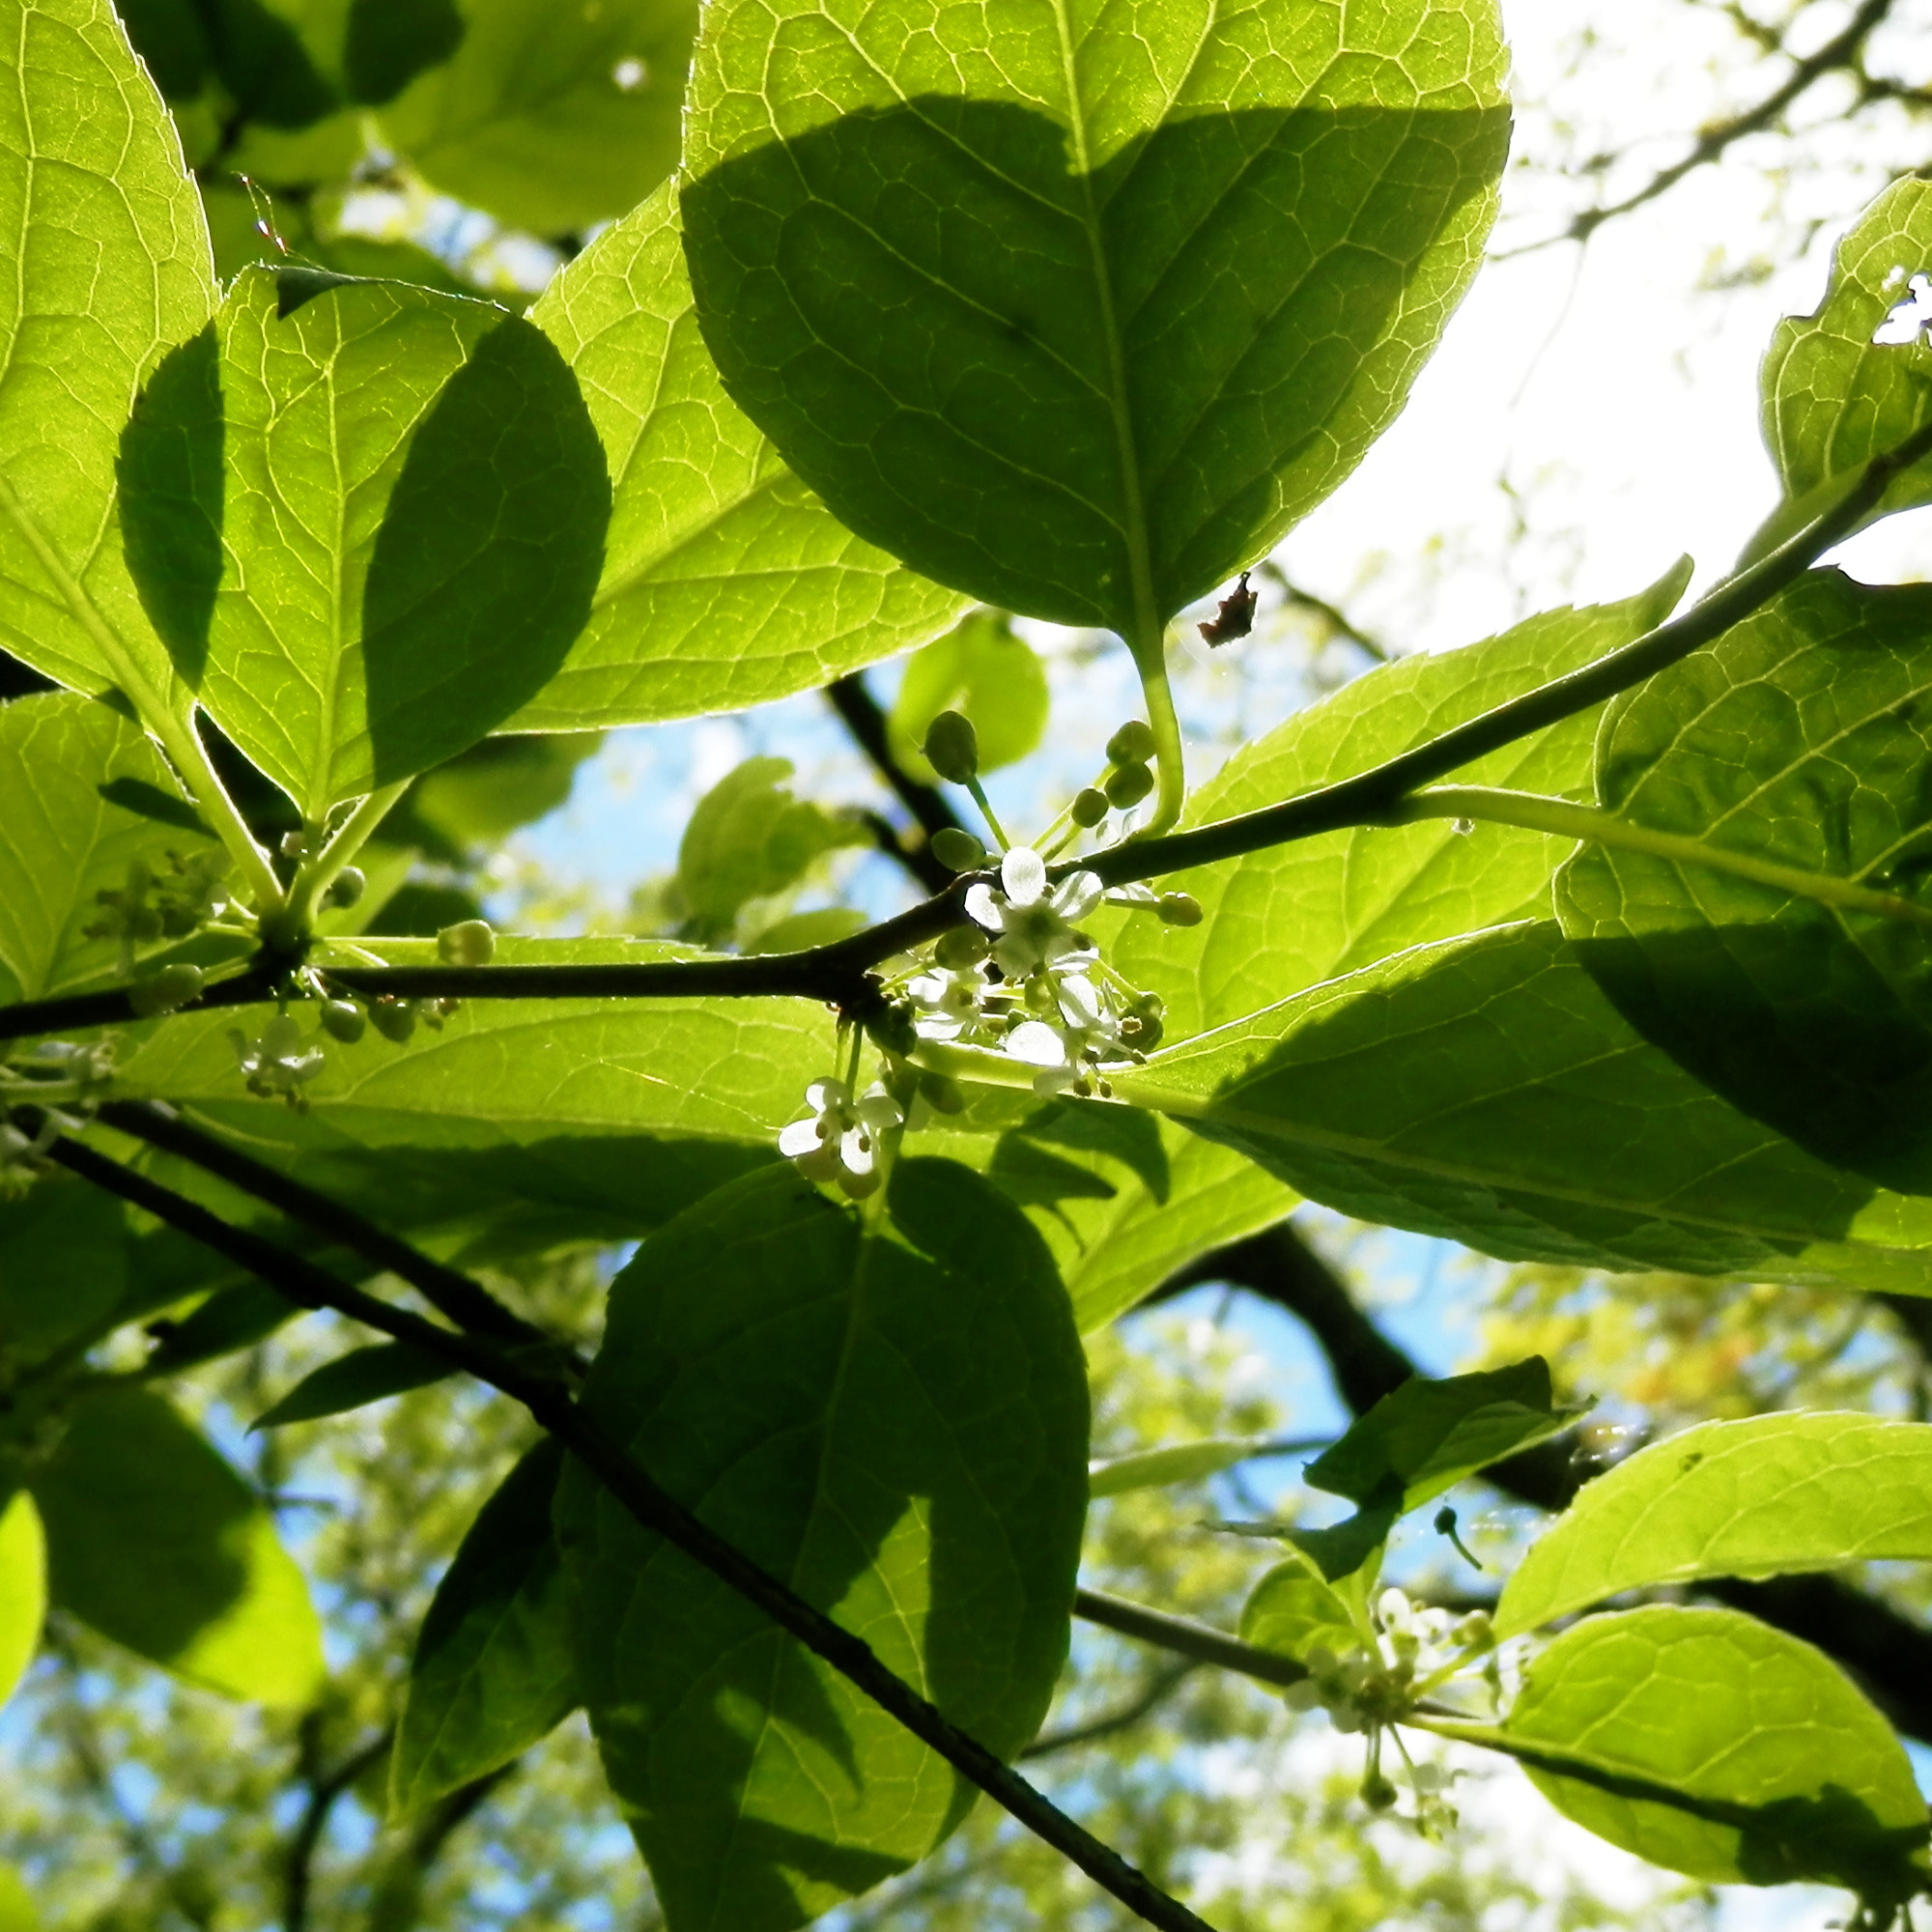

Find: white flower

[905,961,992,1040]
[228,1015,327,1108]
[965,852,1103,980]
[779,1077,903,1198]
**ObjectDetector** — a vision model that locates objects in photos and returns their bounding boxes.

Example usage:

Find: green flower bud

[278,830,309,859]
[319,999,367,1044]
[437,919,496,966]
[369,996,417,1043]
[128,963,204,1017]
[930,826,987,872]
[1360,1771,1400,1811]
[923,709,980,783]
[1157,892,1204,926]
[1070,786,1109,828]
[1105,720,1156,765]
[1104,761,1154,809]
[934,924,989,968]
[326,866,366,910]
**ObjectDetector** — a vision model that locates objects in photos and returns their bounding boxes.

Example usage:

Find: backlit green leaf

[1117,919,1932,1289]
[1744,177,1932,564]
[888,611,1049,781]
[0,1181,127,1362]
[1497,1412,1932,1638]
[1557,571,1932,1195]
[0,1862,35,1932]
[1306,1358,1569,1511]
[557,1159,1089,1932]
[515,182,967,731]
[376,0,697,234]
[0,690,220,1005]
[680,0,1510,632]
[391,1438,578,1818]
[1238,1561,1360,1665]
[29,1387,324,1705]
[1114,567,1691,1038]
[252,1340,455,1430]
[0,1492,45,1708]
[123,267,609,818]
[675,756,867,943]
[1088,1435,1277,1498]
[1502,1605,1927,1898]
[911,1094,1296,1330]
[0,0,214,703]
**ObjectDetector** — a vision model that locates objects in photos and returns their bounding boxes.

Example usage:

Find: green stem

[0,473,284,912]
[286,781,409,930]
[964,776,1010,852]
[1129,620,1186,837]
[1399,785,1932,929]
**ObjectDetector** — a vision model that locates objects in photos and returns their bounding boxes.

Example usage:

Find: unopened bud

[1157,892,1203,926]
[923,710,980,783]
[934,925,989,968]
[128,963,204,1016]
[1106,720,1156,765]
[1070,786,1109,828]
[930,827,987,872]
[1104,762,1154,809]
[319,999,366,1044]
[1360,1771,1400,1810]
[278,830,308,858]
[326,866,365,910]
[369,996,417,1043]
[437,919,495,966]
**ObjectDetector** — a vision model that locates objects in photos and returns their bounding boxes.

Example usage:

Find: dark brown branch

[1498,0,1897,256]
[94,1098,554,1355]
[1073,1589,1308,1691]
[49,1134,1224,1932]
[826,671,969,845]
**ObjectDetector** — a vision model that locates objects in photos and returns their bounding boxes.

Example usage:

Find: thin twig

[45,1134,1225,1932]
[1021,1661,1199,1759]
[95,1098,557,1354]
[1496,0,1897,257]
[1073,1589,1308,1691]
[827,671,968,895]
[285,1725,394,1932]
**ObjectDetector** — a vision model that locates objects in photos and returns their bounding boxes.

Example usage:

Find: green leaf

[557,1159,1089,1932]
[395,732,604,861]
[145,1280,299,1373]
[252,1340,455,1430]
[680,0,1509,632]
[1118,919,1932,1289]
[0,0,215,702]
[1238,1560,1361,1665]
[1088,1435,1277,1498]
[1501,1605,1928,1898]
[675,756,867,942]
[1558,571,1932,1195]
[1306,1359,1570,1511]
[1743,176,1932,565]
[911,1094,1297,1331]
[121,267,610,818]
[391,1438,578,1817]
[0,1491,45,1708]
[375,0,698,234]
[888,611,1049,781]
[515,182,967,731]
[0,690,220,1005]
[28,1387,324,1705]
[1113,567,1692,1038]
[0,1863,36,1932]
[0,1180,127,1361]
[1497,1412,1932,1639]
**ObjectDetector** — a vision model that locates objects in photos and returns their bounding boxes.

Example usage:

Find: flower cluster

[84,853,230,972]
[778,1077,903,1197]
[899,847,1163,1097]
[1283,1589,1492,1837]
[0,1039,119,1192]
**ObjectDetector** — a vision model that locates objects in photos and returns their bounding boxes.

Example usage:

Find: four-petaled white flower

[965,848,1103,981]
[778,1077,903,1198]
[904,959,993,1040]
[229,1014,327,1109]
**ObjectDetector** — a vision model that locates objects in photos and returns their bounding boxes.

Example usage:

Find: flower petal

[778,1119,825,1157]
[1051,869,1103,921]
[1005,1019,1065,1067]
[1001,846,1047,906]
[963,883,1006,931]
